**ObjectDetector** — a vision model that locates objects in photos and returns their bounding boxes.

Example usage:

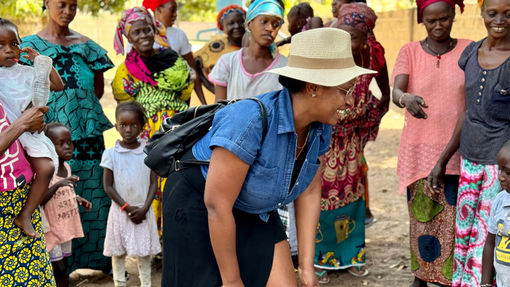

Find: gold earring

[363,44,368,49]
[311,93,317,97]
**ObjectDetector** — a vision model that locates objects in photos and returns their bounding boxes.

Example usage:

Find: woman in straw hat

[392,0,470,286]
[161,28,375,287]
[314,3,389,281]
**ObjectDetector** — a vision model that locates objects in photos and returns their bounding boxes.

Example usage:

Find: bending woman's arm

[204,147,250,286]
[294,156,324,287]
[0,106,48,155]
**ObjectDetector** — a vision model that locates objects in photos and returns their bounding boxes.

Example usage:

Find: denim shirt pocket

[490,83,510,121]
[237,164,279,210]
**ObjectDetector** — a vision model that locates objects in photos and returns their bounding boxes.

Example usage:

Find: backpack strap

[246,97,268,144]
[176,97,269,170]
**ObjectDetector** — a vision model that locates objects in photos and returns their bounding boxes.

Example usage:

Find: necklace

[295,127,310,160]
[424,37,454,68]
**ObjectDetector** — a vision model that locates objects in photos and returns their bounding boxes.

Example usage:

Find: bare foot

[14,214,39,238]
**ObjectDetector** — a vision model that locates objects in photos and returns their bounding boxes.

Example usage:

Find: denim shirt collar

[277,88,296,135]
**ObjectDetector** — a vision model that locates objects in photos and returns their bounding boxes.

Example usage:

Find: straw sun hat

[269,28,375,87]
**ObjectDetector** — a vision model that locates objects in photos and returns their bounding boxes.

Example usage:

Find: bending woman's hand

[298,267,319,287]
[18,106,49,133]
[402,94,428,119]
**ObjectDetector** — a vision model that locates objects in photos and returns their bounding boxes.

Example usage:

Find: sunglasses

[338,84,355,98]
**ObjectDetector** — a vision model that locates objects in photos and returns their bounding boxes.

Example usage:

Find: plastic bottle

[32,55,53,107]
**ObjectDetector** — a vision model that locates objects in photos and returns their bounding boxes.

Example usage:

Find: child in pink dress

[41,123,92,287]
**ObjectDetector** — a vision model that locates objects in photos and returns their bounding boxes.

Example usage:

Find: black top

[459,39,510,164]
[141,48,180,73]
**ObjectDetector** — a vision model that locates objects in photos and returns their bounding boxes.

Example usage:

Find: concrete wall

[374,4,487,75]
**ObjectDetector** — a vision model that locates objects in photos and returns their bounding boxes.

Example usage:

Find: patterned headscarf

[142,0,174,11]
[114,6,169,55]
[246,0,284,26]
[217,5,246,31]
[416,0,464,23]
[337,3,377,34]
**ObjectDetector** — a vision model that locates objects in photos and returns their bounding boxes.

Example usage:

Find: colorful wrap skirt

[314,197,366,269]
[0,183,56,286]
[452,157,500,287]
[407,175,459,286]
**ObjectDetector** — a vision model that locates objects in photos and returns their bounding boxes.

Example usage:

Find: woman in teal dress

[20,0,114,272]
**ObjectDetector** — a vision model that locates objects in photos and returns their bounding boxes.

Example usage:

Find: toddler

[101,101,161,287]
[0,17,64,237]
[276,2,314,47]
[481,139,510,287]
[41,123,92,287]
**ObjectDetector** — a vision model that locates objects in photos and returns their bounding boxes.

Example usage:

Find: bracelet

[481,284,493,287]
[121,202,129,211]
[398,92,409,107]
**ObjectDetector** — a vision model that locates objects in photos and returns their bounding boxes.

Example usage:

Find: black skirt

[162,150,287,287]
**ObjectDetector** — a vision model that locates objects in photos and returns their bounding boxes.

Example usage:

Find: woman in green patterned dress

[20,0,114,272]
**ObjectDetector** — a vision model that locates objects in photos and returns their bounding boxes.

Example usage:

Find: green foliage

[1,0,129,20]
[178,0,216,22]
[79,0,126,16]
[0,0,42,20]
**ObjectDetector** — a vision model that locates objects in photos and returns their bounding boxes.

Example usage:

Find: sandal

[315,269,330,284]
[347,266,369,277]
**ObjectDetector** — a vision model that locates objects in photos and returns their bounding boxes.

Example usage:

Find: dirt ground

[70,99,414,286]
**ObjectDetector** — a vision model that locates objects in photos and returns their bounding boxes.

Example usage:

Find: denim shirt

[193,88,332,221]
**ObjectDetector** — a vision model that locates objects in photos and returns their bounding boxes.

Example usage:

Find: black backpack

[144,98,268,177]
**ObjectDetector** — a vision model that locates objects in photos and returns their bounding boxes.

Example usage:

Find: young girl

[41,122,92,287]
[0,17,64,238]
[101,101,160,287]
[209,0,287,102]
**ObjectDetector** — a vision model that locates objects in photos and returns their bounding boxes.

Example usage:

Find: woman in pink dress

[392,0,470,286]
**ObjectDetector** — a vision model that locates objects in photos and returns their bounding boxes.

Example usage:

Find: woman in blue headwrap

[208,0,288,102]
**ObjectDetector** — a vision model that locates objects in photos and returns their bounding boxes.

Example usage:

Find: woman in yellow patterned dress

[0,103,56,286]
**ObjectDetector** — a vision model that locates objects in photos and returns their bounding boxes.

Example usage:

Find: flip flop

[347,266,369,277]
[365,216,377,227]
[315,269,330,284]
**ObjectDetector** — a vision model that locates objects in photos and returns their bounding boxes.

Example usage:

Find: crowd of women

[0,0,509,286]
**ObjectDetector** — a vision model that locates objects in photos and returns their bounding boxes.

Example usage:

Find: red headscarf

[142,0,174,11]
[216,5,246,31]
[416,0,464,23]
[337,3,377,34]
